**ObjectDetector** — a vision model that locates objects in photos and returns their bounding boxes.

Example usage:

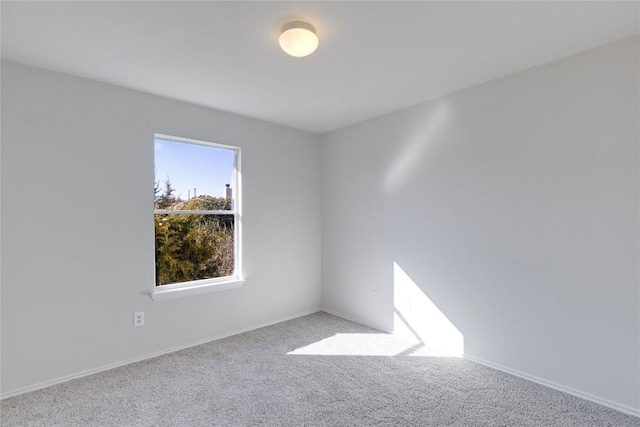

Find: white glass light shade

[279,21,319,57]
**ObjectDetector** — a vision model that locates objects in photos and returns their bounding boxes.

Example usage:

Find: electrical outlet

[133,312,145,327]
[372,289,379,298]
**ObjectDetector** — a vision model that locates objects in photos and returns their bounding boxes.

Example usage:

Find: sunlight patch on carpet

[287,333,419,356]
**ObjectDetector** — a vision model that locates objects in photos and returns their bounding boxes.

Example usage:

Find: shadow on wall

[385,100,464,357]
[393,262,464,357]
[384,101,449,193]
[286,263,463,358]
[310,99,464,358]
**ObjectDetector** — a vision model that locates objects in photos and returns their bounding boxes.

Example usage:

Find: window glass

[154,136,238,287]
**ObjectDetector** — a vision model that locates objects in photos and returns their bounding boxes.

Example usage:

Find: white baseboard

[1,307,322,400]
[464,354,640,418]
[6,308,636,420]
[321,307,394,334]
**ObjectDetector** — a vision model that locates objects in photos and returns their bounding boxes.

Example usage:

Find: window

[151,134,243,300]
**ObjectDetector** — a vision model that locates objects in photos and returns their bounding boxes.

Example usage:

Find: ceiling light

[279,21,319,58]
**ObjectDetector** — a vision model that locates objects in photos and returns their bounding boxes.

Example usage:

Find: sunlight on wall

[384,102,449,192]
[393,262,464,357]
[287,333,419,357]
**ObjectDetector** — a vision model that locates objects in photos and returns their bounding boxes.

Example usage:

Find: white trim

[152,134,242,291]
[464,354,640,418]
[233,148,242,282]
[320,311,639,418]
[320,308,394,334]
[150,278,245,301]
[154,133,239,151]
[0,308,322,400]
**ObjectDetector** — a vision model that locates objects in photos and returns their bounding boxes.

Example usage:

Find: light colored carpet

[1,312,638,426]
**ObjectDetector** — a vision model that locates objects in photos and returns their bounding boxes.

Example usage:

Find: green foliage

[154,178,234,286]
[182,196,232,211]
[155,178,178,209]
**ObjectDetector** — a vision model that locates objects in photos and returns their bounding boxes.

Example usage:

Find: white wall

[1,61,322,396]
[322,36,639,413]
[2,36,638,415]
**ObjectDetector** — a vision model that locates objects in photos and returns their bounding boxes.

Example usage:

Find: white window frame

[151,134,244,301]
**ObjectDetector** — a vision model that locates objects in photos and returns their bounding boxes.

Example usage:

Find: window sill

[150,278,245,301]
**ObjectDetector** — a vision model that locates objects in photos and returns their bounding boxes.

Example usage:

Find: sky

[154,137,235,200]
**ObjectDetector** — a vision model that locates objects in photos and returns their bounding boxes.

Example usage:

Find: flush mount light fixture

[279,21,319,57]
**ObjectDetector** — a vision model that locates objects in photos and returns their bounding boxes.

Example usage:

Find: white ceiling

[2,1,638,134]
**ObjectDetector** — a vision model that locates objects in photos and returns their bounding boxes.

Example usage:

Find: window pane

[155,214,235,286]
[154,137,235,211]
